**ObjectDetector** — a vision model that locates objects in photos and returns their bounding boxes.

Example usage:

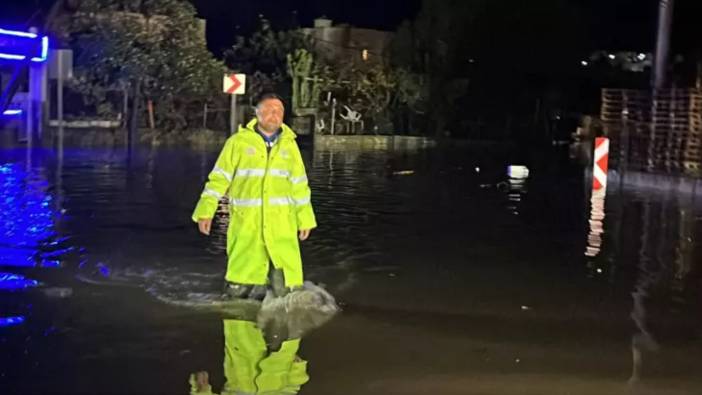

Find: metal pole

[57,50,64,153]
[230,94,237,135]
[56,52,64,213]
[653,0,675,90]
[147,99,155,131]
[129,79,141,151]
[330,98,336,136]
[26,83,33,148]
[56,134,63,212]
[122,86,128,147]
[38,61,47,142]
[26,27,37,148]
[25,63,33,147]
[203,103,208,129]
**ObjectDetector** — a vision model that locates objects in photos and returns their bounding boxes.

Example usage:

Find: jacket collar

[241,119,296,140]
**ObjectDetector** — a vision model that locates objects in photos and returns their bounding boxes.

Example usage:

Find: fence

[601,88,702,176]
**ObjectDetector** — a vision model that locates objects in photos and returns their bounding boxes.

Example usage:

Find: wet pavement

[1,143,701,394]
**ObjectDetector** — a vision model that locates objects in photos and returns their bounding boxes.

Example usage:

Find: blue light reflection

[0,272,39,290]
[0,162,57,267]
[0,316,26,327]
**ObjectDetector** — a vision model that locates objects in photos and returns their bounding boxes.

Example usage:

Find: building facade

[302,18,393,66]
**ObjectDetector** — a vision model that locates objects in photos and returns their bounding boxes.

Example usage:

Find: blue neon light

[31,36,49,62]
[0,28,37,39]
[0,53,26,61]
[2,109,23,116]
[0,316,26,327]
[0,27,49,63]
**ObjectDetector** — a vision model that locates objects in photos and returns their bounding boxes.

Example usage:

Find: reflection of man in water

[189,319,309,395]
[188,282,339,395]
[192,93,317,299]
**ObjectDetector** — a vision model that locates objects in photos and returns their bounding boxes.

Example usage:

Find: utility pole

[653,0,675,89]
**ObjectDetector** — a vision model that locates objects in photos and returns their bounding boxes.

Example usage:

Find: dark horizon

[2,0,702,56]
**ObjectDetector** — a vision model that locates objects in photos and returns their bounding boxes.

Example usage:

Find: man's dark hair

[256,92,285,107]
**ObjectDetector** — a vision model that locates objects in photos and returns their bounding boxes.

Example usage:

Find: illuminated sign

[0,27,49,62]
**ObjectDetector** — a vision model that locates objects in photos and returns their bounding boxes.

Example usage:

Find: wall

[314,135,435,151]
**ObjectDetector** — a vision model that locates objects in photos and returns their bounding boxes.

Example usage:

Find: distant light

[2,109,23,116]
[581,60,589,66]
[362,49,369,61]
[475,167,480,173]
[468,58,476,64]
[608,54,616,60]
[508,165,530,179]
[596,268,603,273]
[637,53,646,60]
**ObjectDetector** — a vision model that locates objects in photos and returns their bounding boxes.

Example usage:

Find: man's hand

[198,218,212,235]
[189,371,212,394]
[298,229,312,241]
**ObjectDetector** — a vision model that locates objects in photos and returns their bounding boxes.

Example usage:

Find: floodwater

[1,142,701,395]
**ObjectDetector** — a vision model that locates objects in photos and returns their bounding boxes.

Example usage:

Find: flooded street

[1,143,702,394]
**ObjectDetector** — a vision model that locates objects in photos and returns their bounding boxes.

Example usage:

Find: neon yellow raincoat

[192,119,316,287]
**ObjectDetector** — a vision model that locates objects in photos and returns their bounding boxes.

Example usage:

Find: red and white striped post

[592,137,610,192]
[585,137,610,258]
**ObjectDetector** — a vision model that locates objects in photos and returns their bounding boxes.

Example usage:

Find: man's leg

[244,262,286,300]
[269,262,305,297]
[223,282,254,299]
[246,260,276,301]
[225,223,269,299]
[223,257,269,300]
[269,262,288,297]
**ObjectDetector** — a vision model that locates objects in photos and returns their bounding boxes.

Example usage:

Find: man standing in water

[192,93,317,299]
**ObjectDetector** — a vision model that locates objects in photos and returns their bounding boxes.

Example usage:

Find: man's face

[257,98,285,131]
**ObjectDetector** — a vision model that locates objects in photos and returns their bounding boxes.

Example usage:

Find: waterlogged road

[1,144,701,394]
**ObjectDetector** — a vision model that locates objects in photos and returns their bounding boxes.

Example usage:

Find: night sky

[577,0,702,53]
[192,0,421,53]
[2,0,702,55]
